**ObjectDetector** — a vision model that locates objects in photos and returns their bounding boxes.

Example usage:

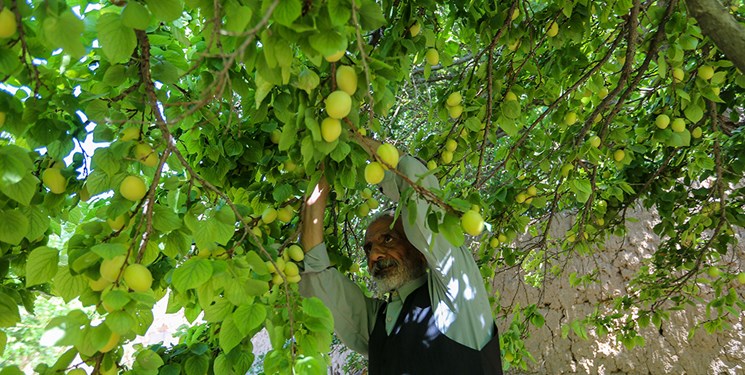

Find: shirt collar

[390,274,427,303]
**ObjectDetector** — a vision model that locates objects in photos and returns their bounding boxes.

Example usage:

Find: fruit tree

[0,0,744,373]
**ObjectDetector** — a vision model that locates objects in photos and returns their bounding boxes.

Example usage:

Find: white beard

[372,258,426,293]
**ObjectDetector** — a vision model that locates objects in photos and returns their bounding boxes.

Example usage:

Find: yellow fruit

[107,215,127,231]
[691,127,702,139]
[275,258,286,273]
[283,160,297,172]
[120,175,147,201]
[498,233,507,242]
[325,90,352,119]
[123,263,153,292]
[367,198,379,209]
[527,186,537,197]
[377,143,399,170]
[0,8,17,39]
[427,160,437,170]
[546,21,559,37]
[671,117,685,133]
[361,188,373,199]
[425,48,439,65]
[272,273,284,285]
[445,139,457,152]
[0,111,5,127]
[358,203,371,217]
[489,237,499,247]
[89,277,111,292]
[287,274,301,283]
[349,263,360,273]
[504,91,517,101]
[262,207,278,224]
[613,149,625,162]
[461,210,485,236]
[707,266,721,278]
[120,127,140,141]
[672,68,684,83]
[42,168,67,194]
[288,245,304,262]
[324,50,345,62]
[336,65,357,95]
[588,136,601,148]
[698,65,714,80]
[284,262,299,277]
[446,92,462,107]
[711,86,720,96]
[100,332,120,353]
[737,272,745,285]
[563,112,577,125]
[508,40,520,51]
[196,247,211,258]
[447,104,463,119]
[515,193,527,204]
[321,117,342,142]
[441,150,453,164]
[277,206,294,223]
[265,261,276,273]
[504,351,514,362]
[365,162,385,184]
[134,143,158,167]
[655,114,670,129]
[270,129,281,144]
[511,8,520,20]
[358,127,368,136]
[598,87,609,99]
[409,21,421,37]
[100,255,127,282]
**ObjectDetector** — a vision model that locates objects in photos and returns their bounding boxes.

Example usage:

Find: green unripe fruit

[284,262,300,277]
[365,162,385,184]
[589,136,601,148]
[441,150,453,164]
[361,188,373,199]
[262,207,278,224]
[697,65,714,80]
[504,91,517,101]
[324,50,345,62]
[120,127,140,141]
[321,117,342,142]
[427,160,437,170]
[691,127,702,139]
[42,168,67,194]
[445,139,458,152]
[546,21,559,37]
[461,210,485,236]
[563,112,577,125]
[377,143,399,169]
[446,92,462,107]
[100,255,127,282]
[0,8,18,39]
[134,143,158,167]
[655,114,670,129]
[409,21,421,37]
[325,90,352,119]
[120,175,147,201]
[336,65,358,95]
[672,67,684,83]
[448,104,463,119]
[123,263,153,292]
[425,48,439,65]
[288,245,304,262]
[671,117,686,133]
[613,149,625,162]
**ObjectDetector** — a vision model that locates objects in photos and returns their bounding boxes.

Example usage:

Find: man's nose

[368,247,385,263]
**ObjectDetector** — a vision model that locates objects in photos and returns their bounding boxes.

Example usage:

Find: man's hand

[300,175,329,252]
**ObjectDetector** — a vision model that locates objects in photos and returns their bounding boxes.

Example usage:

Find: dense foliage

[0,0,744,373]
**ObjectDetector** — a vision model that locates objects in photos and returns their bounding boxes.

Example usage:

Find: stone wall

[494,208,745,375]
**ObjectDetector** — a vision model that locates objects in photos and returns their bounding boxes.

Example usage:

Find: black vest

[368,283,503,375]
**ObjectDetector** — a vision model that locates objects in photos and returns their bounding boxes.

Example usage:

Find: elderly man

[299,151,503,374]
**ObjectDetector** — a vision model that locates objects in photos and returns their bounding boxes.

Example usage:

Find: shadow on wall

[492,205,744,375]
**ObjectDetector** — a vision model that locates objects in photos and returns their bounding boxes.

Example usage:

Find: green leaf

[103,289,132,311]
[294,356,326,375]
[145,0,183,22]
[1,174,39,206]
[53,266,87,303]
[172,258,213,292]
[502,100,521,120]
[233,303,267,335]
[0,330,6,357]
[184,207,236,249]
[25,246,59,287]
[327,0,351,26]
[666,129,691,148]
[21,206,49,240]
[0,292,21,327]
[91,243,127,260]
[42,11,86,59]
[309,29,348,57]
[684,102,704,123]
[96,13,137,64]
[219,316,244,352]
[0,209,29,245]
[106,310,136,335]
[203,298,233,323]
[184,355,209,375]
[225,3,253,33]
[0,145,33,187]
[134,348,165,371]
[440,213,465,248]
[296,68,320,95]
[152,204,182,232]
[358,0,386,30]
[122,2,152,30]
[271,184,293,203]
[244,251,269,275]
[273,0,301,26]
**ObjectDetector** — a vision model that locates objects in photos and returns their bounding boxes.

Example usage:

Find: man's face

[363,216,426,292]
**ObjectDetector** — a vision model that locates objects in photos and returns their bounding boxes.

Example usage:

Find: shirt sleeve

[299,243,383,357]
[380,155,495,350]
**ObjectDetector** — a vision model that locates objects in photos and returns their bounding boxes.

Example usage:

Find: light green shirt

[299,156,494,356]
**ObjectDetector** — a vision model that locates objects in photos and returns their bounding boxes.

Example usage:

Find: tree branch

[686,0,745,73]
